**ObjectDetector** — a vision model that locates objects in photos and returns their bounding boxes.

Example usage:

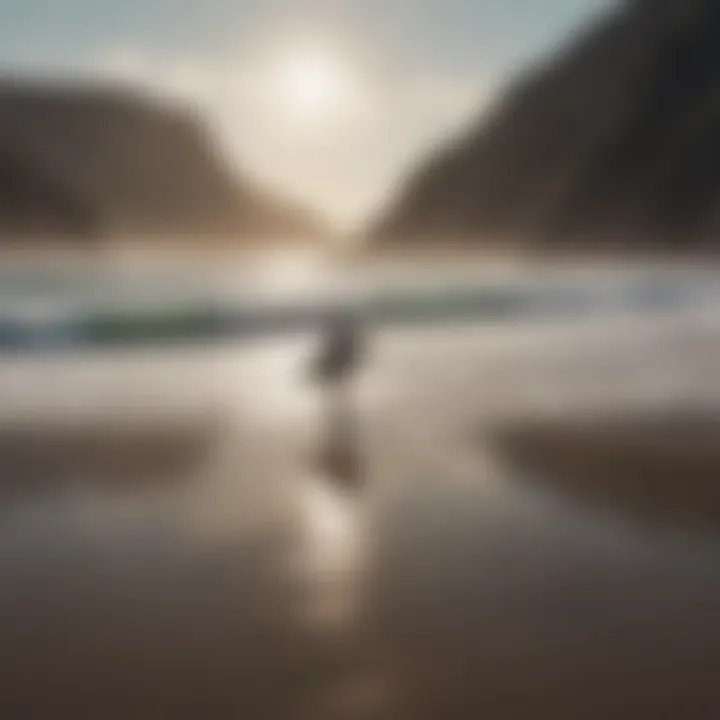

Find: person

[312,308,363,382]
[310,308,365,487]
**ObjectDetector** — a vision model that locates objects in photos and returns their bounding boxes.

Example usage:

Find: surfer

[310,308,365,487]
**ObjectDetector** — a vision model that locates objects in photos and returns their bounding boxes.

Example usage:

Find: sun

[275,45,348,122]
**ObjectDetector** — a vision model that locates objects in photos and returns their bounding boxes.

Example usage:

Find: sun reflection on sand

[296,475,367,631]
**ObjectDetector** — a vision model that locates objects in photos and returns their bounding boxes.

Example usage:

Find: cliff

[371,0,720,252]
[0,79,325,243]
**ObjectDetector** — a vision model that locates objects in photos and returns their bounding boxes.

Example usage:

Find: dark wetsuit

[311,311,365,487]
[312,312,363,385]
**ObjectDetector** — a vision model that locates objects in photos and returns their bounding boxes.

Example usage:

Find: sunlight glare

[299,476,363,575]
[296,477,364,630]
[274,43,354,124]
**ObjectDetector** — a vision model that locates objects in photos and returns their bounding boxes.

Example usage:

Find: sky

[0,0,612,229]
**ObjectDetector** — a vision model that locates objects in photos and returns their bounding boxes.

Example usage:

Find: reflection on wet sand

[0,426,381,719]
[2,316,720,718]
[0,333,394,719]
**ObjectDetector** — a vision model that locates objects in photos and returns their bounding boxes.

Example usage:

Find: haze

[0,0,610,230]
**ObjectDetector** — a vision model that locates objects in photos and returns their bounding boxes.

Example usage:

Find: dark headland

[0,78,326,247]
[371,0,720,254]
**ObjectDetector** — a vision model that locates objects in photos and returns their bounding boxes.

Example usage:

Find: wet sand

[492,409,720,534]
[0,417,220,500]
[1,317,720,718]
